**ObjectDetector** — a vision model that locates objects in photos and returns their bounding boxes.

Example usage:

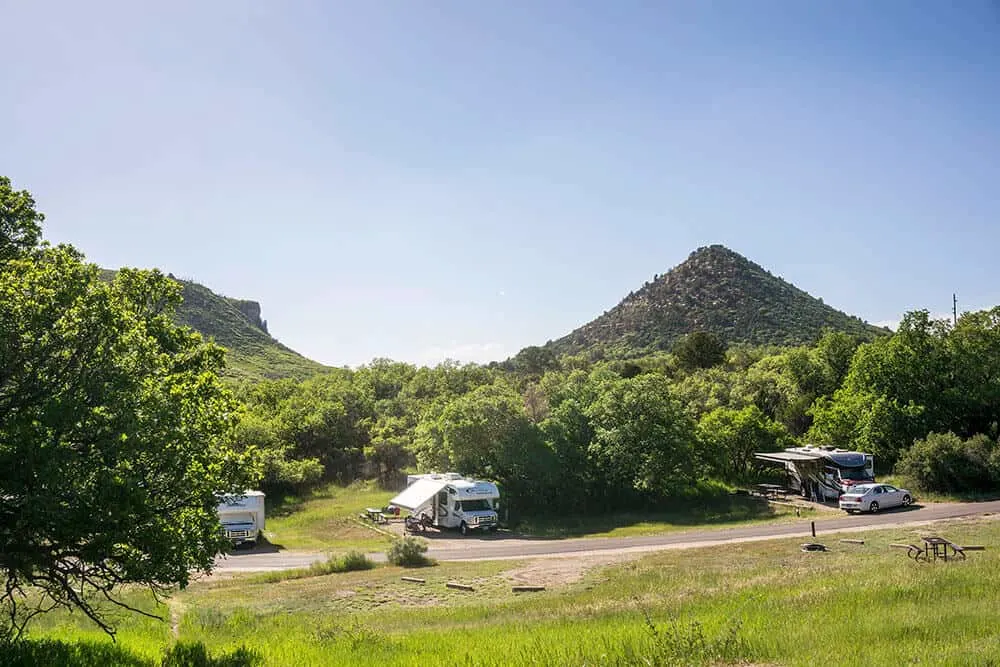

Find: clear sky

[4,1,999,367]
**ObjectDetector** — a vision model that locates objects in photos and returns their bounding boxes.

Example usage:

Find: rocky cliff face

[226,298,268,334]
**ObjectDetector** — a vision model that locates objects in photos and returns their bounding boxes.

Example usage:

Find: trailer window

[840,468,873,481]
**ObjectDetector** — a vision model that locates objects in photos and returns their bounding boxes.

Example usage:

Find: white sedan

[838,484,913,514]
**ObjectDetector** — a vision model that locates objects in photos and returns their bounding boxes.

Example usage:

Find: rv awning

[389,478,448,512]
[754,451,825,464]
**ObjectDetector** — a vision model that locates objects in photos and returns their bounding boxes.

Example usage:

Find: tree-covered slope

[101,269,325,382]
[171,278,326,382]
[548,245,887,356]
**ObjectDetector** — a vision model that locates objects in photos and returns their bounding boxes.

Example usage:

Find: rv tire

[459,521,468,536]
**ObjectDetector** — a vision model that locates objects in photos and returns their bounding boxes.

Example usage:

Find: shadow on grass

[513,494,794,539]
[0,639,261,667]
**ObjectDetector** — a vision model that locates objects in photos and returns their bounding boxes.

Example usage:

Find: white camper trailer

[390,473,499,535]
[217,491,265,547]
[755,446,874,501]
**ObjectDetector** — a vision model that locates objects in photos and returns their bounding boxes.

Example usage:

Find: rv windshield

[841,468,873,481]
[458,499,492,511]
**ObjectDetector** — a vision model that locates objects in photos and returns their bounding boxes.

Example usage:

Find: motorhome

[217,490,265,547]
[390,473,499,535]
[754,446,874,501]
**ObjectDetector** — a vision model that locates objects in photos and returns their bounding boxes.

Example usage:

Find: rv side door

[436,490,448,522]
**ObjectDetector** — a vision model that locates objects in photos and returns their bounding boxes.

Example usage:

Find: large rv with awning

[389,473,499,535]
[754,446,874,501]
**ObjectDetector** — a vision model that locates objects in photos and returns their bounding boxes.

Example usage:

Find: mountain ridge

[545,244,887,357]
[171,278,327,382]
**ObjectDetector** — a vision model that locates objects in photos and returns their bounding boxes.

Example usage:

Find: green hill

[548,245,887,357]
[170,278,326,383]
[100,270,325,382]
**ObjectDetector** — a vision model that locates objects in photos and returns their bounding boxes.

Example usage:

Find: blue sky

[4,1,999,367]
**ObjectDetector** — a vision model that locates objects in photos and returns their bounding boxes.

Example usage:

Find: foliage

[673,331,727,370]
[170,279,326,383]
[698,405,792,483]
[161,642,262,667]
[0,179,260,639]
[386,537,431,567]
[896,432,1000,493]
[0,176,43,262]
[546,244,886,357]
[809,309,1000,472]
[586,374,700,501]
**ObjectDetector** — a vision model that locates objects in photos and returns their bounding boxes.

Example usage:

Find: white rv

[217,490,265,547]
[390,473,499,535]
[755,446,875,501]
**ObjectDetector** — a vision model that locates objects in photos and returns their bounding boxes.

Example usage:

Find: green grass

[879,474,1000,504]
[22,516,1000,665]
[248,551,376,584]
[263,481,397,551]
[266,482,818,550]
[516,492,817,538]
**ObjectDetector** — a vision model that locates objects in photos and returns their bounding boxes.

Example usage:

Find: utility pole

[953,294,958,327]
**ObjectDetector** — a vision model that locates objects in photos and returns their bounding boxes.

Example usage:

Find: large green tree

[586,374,700,502]
[698,405,792,483]
[0,178,258,639]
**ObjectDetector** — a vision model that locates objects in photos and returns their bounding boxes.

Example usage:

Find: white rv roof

[389,477,449,511]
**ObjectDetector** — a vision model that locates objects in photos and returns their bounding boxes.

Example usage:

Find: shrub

[312,551,375,575]
[386,536,431,567]
[161,642,262,667]
[896,432,1000,493]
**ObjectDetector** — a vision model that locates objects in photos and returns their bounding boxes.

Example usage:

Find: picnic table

[753,484,788,500]
[892,536,986,561]
[921,536,956,561]
[364,507,388,524]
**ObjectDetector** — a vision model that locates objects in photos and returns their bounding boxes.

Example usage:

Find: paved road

[213,500,1000,572]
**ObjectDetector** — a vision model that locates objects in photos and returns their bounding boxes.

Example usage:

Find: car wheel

[459,521,468,536]
[869,501,879,514]
[902,494,912,506]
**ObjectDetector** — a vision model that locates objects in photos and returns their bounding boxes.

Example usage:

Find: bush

[161,642,262,667]
[386,536,431,567]
[896,432,1000,493]
[313,551,375,575]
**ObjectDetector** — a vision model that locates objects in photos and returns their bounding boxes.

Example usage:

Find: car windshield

[459,499,492,511]
[841,468,874,481]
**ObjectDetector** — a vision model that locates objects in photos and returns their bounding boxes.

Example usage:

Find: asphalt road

[213,500,1000,573]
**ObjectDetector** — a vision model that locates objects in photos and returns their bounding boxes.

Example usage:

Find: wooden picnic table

[921,536,974,561]
[364,507,388,524]
[753,484,788,500]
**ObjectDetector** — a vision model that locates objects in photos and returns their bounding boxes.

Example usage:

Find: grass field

[263,482,397,552]
[265,481,819,550]
[17,515,1000,666]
